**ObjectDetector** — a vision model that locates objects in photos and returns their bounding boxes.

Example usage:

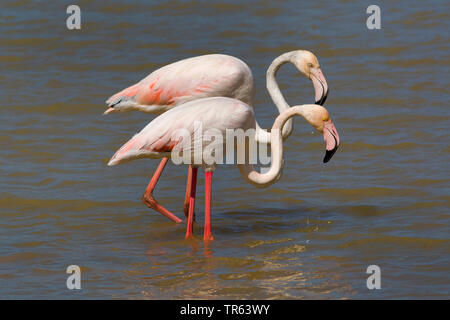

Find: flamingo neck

[239,105,311,188]
[255,52,295,144]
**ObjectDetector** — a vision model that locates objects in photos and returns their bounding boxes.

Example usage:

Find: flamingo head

[298,104,340,163]
[291,50,329,106]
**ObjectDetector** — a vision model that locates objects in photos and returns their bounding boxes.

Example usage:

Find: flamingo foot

[184,233,195,240]
[185,220,194,239]
[203,233,214,242]
[142,193,183,224]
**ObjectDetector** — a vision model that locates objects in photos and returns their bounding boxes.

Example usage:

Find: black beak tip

[315,91,328,106]
[323,146,338,163]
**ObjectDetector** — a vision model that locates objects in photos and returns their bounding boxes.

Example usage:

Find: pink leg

[185,167,198,239]
[142,157,183,224]
[183,166,193,220]
[204,171,214,241]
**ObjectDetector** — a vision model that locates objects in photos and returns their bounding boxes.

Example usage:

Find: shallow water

[0,0,449,299]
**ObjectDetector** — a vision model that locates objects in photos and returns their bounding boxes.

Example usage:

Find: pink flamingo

[107,97,340,241]
[104,51,329,223]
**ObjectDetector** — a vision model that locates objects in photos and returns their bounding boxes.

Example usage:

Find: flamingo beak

[310,67,329,106]
[103,107,115,115]
[323,120,340,163]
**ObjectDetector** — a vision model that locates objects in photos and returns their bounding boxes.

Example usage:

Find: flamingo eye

[307,63,313,68]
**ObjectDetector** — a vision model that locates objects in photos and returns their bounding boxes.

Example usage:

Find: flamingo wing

[105,54,253,114]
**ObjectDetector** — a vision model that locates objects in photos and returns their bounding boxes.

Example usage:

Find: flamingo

[104,51,329,223]
[107,97,340,241]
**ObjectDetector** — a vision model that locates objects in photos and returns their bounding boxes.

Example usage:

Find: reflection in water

[135,217,359,299]
[0,0,449,299]
[203,242,214,258]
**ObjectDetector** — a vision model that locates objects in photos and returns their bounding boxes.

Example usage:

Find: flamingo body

[108,97,254,167]
[105,54,253,114]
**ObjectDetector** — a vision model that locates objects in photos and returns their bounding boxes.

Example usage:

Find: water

[0,0,449,299]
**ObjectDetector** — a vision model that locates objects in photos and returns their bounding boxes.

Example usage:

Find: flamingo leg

[183,166,194,220]
[142,157,183,224]
[185,167,198,239]
[204,171,214,241]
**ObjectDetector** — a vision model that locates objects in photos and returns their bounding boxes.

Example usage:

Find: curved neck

[255,52,295,144]
[239,105,309,188]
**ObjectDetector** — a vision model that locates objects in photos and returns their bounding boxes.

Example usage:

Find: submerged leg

[185,167,198,239]
[142,157,182,224]
[203,171,214,241]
